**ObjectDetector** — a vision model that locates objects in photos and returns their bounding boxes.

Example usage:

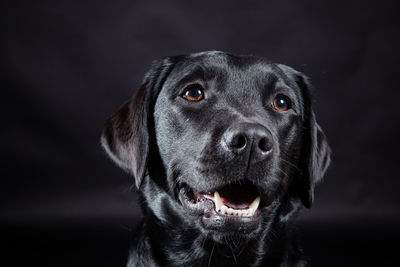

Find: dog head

[101,51,330,241]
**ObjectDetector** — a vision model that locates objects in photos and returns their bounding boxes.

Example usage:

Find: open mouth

[178,179,263,218]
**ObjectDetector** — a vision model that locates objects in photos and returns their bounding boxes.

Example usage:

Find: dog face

[101,51,330,242]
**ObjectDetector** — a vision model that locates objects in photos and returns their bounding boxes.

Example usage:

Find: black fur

[101,51,331,267]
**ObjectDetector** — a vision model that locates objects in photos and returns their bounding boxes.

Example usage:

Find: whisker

[277,167,289,178]
[207,242,216,267]
[279,156,300,171]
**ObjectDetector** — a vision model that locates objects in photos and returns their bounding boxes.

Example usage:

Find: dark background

[2,0,400,266]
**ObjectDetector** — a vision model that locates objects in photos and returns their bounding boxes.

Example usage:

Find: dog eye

[182,85,204,102]
[273,94,291,111]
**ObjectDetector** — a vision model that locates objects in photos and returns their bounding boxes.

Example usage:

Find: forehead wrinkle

[165,58,230,93]
[270,64,302,96]
[226,62,276,88]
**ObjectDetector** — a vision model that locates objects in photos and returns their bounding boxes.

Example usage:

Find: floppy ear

[300,110,331,208]
[100,58,175,188]
[278,64,331,208]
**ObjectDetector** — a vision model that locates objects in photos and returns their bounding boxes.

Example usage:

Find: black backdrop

[2,0,400,266]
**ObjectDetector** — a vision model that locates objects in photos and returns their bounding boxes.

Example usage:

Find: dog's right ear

[100,58,175,189]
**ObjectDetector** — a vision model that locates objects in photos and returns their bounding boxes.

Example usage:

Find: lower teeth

[217,205,255,217]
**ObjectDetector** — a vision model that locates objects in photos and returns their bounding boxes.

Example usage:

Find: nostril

[223,123,273,157]
[258,137,272,152]
[230,134,247,149]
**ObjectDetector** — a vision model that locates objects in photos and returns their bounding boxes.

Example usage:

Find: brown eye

[273,94,291,111]
[182,85,204,102]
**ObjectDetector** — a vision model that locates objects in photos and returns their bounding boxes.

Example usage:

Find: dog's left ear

[300,111,331,208]
[100,57,175,189]
[278,64,331,208]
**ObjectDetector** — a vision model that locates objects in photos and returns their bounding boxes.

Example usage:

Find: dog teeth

[220,204,228,214]
[214,191,223,212]
[249,196,260,211]
[227,208,234,215]
[213,192,260,217]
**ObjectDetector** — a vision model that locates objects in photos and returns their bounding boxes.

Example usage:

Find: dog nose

[222,123,273,162]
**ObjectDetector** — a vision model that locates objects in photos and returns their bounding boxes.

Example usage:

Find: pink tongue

[202,193,250,209]
[221,197,250,209]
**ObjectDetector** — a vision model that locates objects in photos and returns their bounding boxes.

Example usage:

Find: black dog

[101,51,331,266]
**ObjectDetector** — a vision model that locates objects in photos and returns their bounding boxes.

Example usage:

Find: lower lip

[201,209,261,235]
[204,205,260,220]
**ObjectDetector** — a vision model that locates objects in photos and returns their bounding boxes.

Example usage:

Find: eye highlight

[273,94,291,111]
[182,85,204,102]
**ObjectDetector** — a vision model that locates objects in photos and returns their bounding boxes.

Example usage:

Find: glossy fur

[101,51,331,267]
